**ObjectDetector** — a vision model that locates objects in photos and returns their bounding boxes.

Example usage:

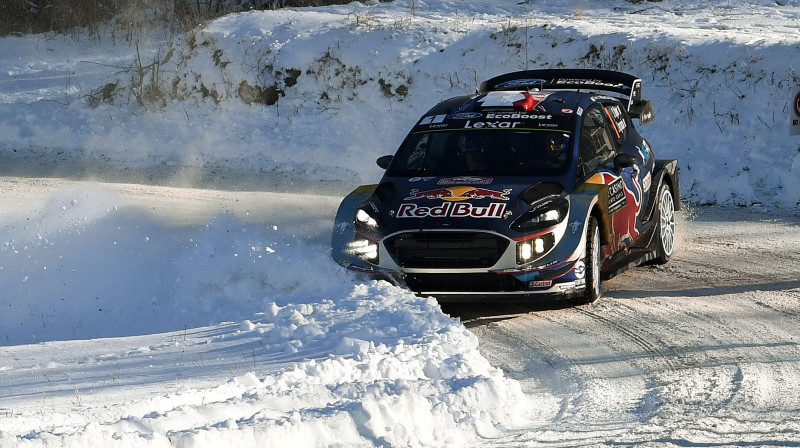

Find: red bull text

[396,202,506,219]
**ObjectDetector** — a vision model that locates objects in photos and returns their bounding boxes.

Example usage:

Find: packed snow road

[3,176,800,446]
[447,206,800,446]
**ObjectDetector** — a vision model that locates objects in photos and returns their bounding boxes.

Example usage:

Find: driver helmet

[548,134,569,152]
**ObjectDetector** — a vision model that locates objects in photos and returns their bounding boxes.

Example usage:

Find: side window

[398,134,430,170]
[395,133,441,171]
[578,105,617,177]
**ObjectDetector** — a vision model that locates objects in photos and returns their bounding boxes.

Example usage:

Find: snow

[1,0,800,446]
[0,179,532,447]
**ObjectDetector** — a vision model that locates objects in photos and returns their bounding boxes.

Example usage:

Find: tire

[575,217,601,305]
[653,183,676,265]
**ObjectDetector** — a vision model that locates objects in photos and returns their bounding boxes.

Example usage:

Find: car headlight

[510,198,569,233]
[356,208,378,229]
[351,203,383,263]
[516,233,556,264]
[347,238,379,263]
[354,203,383,235]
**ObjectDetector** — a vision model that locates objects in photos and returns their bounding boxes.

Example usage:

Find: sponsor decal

[396,202,506,219]
[557,78,625,89]
[447,112,483,119]
[576,107,584,116]
[419,114,447,125]
[368,201,379,212]
[409,176,436,182]
[437,177,493,185]
[569,220,582,234]
[530,280,552,288]
[794,91,800,117]
[588,171,644,257]
[638,142,651,161]
[642,172,652,192]
[529,259,561,271]
[604,106,623,139]
[607,177,627,214]
[538,123,559,128]
[335,221,351,234]
[429,123,449,129]
[616,116,627,134]
[793,89,800,135]
[573,260,586,279]
[605,105,627,135]
[404,186,511,201]
[464,120,522,129]
[557,281,579,291]
[485,112,553,120]
[455,100,472,112]
[561,108,574,114]
[554,279,586,291]
[495,79,546,90]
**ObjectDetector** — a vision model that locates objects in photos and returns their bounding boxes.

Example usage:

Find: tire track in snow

[461,207,800,445]
[470,309,650,428]
[467,315,583,424]
[573,305,679,373]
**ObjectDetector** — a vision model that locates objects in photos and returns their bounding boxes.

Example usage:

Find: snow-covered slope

[2,0,800,206]
[0,178,532,447]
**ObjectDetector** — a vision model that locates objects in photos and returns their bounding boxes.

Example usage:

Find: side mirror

[614,153,636,174]
[376,155,393,170]
[630,100,654,125]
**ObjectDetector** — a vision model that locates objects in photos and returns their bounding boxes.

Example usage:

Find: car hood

[371,176,567,236]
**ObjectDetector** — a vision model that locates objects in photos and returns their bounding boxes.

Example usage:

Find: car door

[578,103,642,258]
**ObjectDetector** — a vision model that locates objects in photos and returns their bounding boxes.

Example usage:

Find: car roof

[421,90,619,122]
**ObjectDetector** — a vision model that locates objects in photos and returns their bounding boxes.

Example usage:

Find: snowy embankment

[1,1,800,447]
[2,1,799,206]
[0,180,531,447]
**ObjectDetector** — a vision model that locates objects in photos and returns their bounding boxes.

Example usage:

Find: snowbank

[0,184,531,446]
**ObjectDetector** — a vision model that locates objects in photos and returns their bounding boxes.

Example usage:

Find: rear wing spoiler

[479,69,654,124]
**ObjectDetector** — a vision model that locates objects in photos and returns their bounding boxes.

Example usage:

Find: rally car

[332,69,679,303]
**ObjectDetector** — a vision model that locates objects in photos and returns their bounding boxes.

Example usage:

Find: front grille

[404,273,526,292]
[384,231,509,269]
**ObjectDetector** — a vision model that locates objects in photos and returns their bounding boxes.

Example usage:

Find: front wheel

[653,183,676,265]
[575,217,601,305]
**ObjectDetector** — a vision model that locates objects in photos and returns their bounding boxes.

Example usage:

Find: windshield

[387,129,572,177]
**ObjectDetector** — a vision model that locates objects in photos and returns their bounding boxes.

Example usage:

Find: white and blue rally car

[332,69,679,303]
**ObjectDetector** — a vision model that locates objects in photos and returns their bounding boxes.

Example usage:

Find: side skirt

[600,248,657,280]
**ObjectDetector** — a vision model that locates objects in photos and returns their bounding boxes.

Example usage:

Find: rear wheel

[653,183,676,264]
[575,217,601,305]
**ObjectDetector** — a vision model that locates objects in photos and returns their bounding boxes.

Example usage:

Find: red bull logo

[404,186,511,201]
[396,202,506,219]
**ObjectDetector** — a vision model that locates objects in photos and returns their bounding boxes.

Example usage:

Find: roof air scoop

[477,91,548,112]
